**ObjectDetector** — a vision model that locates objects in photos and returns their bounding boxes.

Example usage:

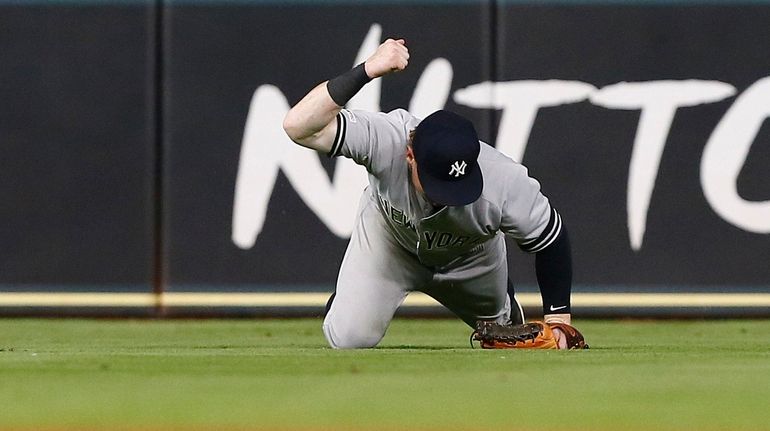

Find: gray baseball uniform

[322,109,562,349]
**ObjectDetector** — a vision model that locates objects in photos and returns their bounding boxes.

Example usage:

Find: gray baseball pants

[322,193,524,349]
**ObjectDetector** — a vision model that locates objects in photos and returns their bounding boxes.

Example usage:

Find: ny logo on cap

[449,160,467,178]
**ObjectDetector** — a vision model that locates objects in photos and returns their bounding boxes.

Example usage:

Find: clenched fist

[364,38,410,79]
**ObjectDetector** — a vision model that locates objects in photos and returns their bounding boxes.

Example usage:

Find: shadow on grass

[378,344,604,351]
[376,345,467,350]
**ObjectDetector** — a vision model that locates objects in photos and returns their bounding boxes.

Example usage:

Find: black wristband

[326,63,372,106]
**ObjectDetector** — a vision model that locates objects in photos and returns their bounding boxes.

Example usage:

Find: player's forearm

[283,38,408,152]
[535,226,573,323]
[283,62,378,151]
[282,82,341,148]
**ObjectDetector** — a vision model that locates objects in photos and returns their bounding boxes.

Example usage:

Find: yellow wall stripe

[1,292,769,308]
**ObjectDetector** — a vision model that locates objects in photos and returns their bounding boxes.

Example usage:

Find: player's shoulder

[477,142,535,199]
[386,107,418,121]
[343,108,420,133]
[385,108,421,131]
[478,142,527,175]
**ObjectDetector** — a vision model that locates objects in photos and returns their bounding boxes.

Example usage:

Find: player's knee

[322,319,383,349]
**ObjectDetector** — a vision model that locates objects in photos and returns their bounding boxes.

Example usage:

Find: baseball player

[283,38,581,349]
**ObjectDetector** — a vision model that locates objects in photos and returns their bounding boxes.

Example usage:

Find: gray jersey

[329,108,561,269]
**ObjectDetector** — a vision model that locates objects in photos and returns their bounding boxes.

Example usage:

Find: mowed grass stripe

[1,319,769,431]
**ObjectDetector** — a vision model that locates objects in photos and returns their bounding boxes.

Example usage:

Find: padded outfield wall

[1,0,769,317]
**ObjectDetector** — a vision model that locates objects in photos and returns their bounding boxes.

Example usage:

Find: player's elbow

[282,110,306,144]
[283,110,332,153]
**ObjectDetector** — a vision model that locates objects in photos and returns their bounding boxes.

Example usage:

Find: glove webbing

[470,321,544,348]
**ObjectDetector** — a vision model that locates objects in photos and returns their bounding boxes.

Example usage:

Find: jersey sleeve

[499,164,562,254]
[327,108,416,175]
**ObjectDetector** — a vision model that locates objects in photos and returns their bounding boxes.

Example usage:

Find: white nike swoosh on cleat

[549,305,568,312]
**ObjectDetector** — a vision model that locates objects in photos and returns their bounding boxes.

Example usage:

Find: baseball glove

[471,320,588,350]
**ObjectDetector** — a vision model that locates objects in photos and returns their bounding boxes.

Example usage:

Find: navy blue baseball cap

[412,110,483,206]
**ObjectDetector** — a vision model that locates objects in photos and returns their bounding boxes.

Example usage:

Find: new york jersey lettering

[422,231,481,250]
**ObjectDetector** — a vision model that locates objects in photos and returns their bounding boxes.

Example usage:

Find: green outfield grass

[1,318,770,431]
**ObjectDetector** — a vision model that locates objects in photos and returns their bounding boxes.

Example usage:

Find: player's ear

[406,144,415,163]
